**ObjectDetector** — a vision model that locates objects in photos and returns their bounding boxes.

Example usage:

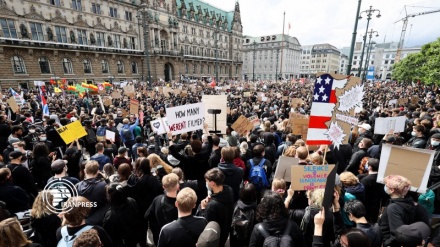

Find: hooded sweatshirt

[380,197,430,247]
[218,162,243,202]
[75,177,108,216]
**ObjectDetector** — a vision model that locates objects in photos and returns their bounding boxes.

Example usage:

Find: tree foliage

[393,37,440,85]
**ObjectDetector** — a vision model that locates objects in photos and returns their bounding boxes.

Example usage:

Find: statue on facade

[123,38,128,49]
[107,36,113,46]
[46,27,54,41]
[70,30,76,43]
[90,33,96,44]
[20,24,29,38]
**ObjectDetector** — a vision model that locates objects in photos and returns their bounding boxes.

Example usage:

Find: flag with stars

[306,74,347,145]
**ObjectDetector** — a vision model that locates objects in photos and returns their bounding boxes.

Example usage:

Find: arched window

[101,60,109,74]
[117,60,124,74]
[38,57,51,74]
[11,56,26,74]
[62,58,73,74]
[83,59,92,74]
[131,62,138,74]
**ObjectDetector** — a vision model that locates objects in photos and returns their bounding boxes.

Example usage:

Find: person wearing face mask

[428,133,440,214]
[6,151,38,201]
[24,125,40,150]
[36,131,55,153]
[404,125,427,149]
[3,138,20,164]
[8,125,24,142]
[346,138,372,176]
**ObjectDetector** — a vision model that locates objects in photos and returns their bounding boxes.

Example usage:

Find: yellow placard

[56,121,87,144]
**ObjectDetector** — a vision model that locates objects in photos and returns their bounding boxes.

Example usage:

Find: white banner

[150,117,170,135]
[374,116,406,134]
[166,103,205,135]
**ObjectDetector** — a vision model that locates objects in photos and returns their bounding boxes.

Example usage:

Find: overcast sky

[204,0,440,48]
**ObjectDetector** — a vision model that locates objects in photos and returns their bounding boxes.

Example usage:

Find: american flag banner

[39,87,49,116]
[306,74,347,145]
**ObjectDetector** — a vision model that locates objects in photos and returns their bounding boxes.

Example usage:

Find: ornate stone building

[0,0,243,88]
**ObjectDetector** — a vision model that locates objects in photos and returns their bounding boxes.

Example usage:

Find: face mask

[39,137,47,141]
[411,131,416,137]
[14,148,20,152]
[384,186,391,195]
[432,141,440,147]
[206,182,212,196]
[29,129,35,133]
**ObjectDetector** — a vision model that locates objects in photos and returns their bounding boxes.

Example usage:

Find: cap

[9,138,21,145]
[432,133,440,139]
[9,151,23,160]
[395,222,431,247]
[118,147,127,154]
[357,123,371,131]
[28,125,36,129]
[65,148,76,156]
[196,221,221,247]
[51,159,67,171]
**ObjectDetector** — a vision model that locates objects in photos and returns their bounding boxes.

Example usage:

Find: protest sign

[56,121,87,144]
[378,144,434,193]
[163,87,173,97]
[388,99,397,105]
[202,95,227,134]
[6,97,19,112]
[124,85,135,97]
[397,97,408,106]
[374,116,406,134]
[105,130,115,142]
[231,115,254,136]
[139,111,144,126]
[291,118,309,140]
[129,99,139,115]
[166,102,205,135]
[291,98,304,106]
[103,97,112,106]
[97,95,105,113]
[150,117,170,135]
[411,96,419,104]
[273,156,300,182]
[291,164,335,191]
[116,123,123,132]
[248,115,261,127]
[111,91,122,99]
[243,92,251,97]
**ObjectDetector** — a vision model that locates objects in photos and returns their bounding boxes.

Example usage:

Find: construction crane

[394,6,440,63]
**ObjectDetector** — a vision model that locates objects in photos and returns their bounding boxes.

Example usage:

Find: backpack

[85,128,97,144]
[248,158,269,190]
[418,189,435,215]
[57,225,93,247]
[256,220,293,247]
[96,126,106,142]
[121,126,133,141]
[231,204,255,243]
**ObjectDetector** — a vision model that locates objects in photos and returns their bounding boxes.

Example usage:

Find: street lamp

[274,46,280,82]
[108,75,115,84]
[362,29,379,82]
[213,31,219,84]
[346,0,362,76]
[357,6,381,79]
[137,4,152,88]
[252,41,257,82]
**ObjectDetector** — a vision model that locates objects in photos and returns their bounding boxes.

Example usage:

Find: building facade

[242,34,301,81]
[0,0,243,88]
[299,43,340,78]
[339,54,348,75]
[299,45,313,78]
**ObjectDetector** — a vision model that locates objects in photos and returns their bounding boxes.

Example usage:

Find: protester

[0,167,29,214]
[0,217,43,247]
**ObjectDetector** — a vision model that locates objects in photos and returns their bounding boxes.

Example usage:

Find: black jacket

[353,130,373,152]
[360,173,385,223]
[379,197,430,247]
[218,162,244,202]
[76,177,108,216]
[0,182,29,214]
[32,156,52,189]
[208,148,222,169]
[30,214,61,247]
[129,174,163,216]
[327,144,352,174]
[145,194,178,245]
[248,218,306,247]
[197,185,234,247]
[103,198,144,247]
[346,149,370,175]
[56,225,112,247]
[157,215,207,247]
[7,163,38,198]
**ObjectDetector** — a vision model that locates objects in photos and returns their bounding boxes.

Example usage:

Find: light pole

[346,0,362,75]
[214,31,219,83]
[357,6,381,79]
[138,4,152,88]
[275,48,280,82]
[252,41,257,82]
[363,29,378,82]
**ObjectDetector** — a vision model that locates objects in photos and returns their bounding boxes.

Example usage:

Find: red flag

[49,79,56,85]
[210,79,216,87]
[62,78,67,84]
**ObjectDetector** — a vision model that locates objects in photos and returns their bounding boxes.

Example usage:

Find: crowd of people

[0,78,440,247]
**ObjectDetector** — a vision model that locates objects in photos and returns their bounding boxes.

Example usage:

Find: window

[77,29,87,45]
[200,65,204,73]
[191,28,195,35]
[11,56,26,74]
[354,56,357,59]
[83,59,92,73]
[125,11,133,21]
[109,7,118,18]
[101,60,109,73]
[0,18,17,38]
[206,31,210,38]
[50,0,61,6]
[193,64,196,73]
[29,22,44,41]
[131,62,137,74]
[39,57,51,74]
[199,29,203,37]
[62,58,74,74]
[55,26,68,43]
[117,60,124,73]
[384,60,389,65]
[130,37,136,49]
[91,3,101,14]
[182,25,187,33]
[72,0,82,11]
[113,34,121,48]
[96,32,105,46]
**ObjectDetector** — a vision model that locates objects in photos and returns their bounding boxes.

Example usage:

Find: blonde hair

[62,196,91,226]
[283,146,296,157]
[307,189,325,208]
[0,218,32,247]
[147,153,173,173]
[384,175,411,197]
[172,167,184,181]
[239,142,248,155]
[340,172,359,186]
[176,187,197,213]
[31,191,54,219]
[271,178,286,197]
[309,152,323,165]
[162,173,179,191]
[294,139,306,147]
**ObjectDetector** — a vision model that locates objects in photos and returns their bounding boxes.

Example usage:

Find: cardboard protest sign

[243,92,251,97]
[180,90,188,97]
[111,91,122,99]
[166,102,205,135]
[163,87,173,97]
[6,97,19,112]
[124,85,135,96]
[173,88,181,95]
[378,144,434,193]
[397,97,408,106]
[103,97,112,106]
[150,117,170,135]
[291,118,309,140]
[248,115,261,127]
[56,121,87,144]
[202,95,227,134]
[232,115,254,136]
[374,116,406,134]
[274,156,299,182]
[129,99,139,115]
[411,96,419,104]
[291,98,304,106]
[291,164,335,191]
[105,130,115,142]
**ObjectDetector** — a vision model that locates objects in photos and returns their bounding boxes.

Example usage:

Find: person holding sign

[119,116,139,157]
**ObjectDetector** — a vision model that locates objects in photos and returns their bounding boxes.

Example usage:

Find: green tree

[393,37,440,84]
